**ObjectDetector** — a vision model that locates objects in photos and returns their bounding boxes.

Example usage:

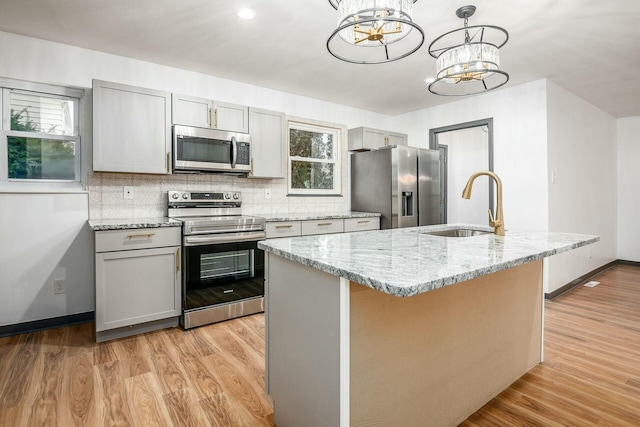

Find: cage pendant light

[327,0,425,64]
[428,5,509,96]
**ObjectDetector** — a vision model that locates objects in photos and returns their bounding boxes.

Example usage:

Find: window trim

[287,119,342,196]
[0,79,85,191]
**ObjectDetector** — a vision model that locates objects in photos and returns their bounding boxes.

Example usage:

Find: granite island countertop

[260,211,380,222]
[258,223,599,297]
[88,217,182,231]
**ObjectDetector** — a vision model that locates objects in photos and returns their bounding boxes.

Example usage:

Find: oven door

[183,238,264,312]
[173,125,250,173]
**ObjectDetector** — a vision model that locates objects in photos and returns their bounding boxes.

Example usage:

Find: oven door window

[184,241,264,310]
[176,135,231,164]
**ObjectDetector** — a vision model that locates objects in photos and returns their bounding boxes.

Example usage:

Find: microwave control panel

[237,142,250,165]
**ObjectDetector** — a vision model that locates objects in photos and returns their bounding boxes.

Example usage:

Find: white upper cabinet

[172,94,249,133]
[214,101,249,133]
[93,80,172,174]
[249,107,286,179]
[172,93,212,129]
[348,126,408,151]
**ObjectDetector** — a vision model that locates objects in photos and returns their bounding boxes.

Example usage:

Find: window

[0,80,83,188]
[288,120,341,195]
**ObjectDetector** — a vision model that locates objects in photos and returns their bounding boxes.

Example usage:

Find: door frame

[429,118,494,222]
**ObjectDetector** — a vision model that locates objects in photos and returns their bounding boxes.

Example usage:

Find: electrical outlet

[54,278,66,295]
[123,186,134,200]
[265,188,272,199]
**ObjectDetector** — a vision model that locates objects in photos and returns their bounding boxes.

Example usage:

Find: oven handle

[184,231,266,246]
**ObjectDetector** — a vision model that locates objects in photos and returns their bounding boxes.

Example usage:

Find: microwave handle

[231,136,237,169]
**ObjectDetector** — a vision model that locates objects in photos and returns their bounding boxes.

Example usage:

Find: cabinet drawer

[344,217,380,232]
[266,221,302,238]
[301,219,344,236]
[95,227,181,253]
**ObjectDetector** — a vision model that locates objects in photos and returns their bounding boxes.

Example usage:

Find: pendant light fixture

[428,5,509,96]
[327,0,425,64]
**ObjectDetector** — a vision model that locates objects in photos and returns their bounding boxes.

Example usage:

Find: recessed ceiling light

[425,77,436,84]
[237,8,256,20]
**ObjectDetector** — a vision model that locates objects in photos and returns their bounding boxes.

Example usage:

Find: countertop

[88,217,182,231]
[261,211,381,222]
[88,211,381,230]
[258,223,599,297]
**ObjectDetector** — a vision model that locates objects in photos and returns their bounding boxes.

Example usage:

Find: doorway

[429,119,494,224]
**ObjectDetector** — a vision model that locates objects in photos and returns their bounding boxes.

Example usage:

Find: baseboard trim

[0,311,94,338]
[545,260,622,300]
[617,259,640,267]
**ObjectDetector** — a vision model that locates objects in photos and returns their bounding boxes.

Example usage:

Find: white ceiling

[0,0,639,117]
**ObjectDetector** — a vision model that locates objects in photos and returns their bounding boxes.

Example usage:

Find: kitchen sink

[423,228,493,238]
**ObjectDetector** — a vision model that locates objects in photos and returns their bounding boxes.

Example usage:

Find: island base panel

[349,259,543,427]
[265,254,344,427]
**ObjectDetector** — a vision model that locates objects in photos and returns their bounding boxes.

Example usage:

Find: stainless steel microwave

[173,125,251,174]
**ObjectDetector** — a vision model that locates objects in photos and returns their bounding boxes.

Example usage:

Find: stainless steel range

[168,190,266,329]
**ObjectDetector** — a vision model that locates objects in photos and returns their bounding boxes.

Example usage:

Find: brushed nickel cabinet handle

[126,233,156,239]
[275,224,293,229]
[208,107,212,127]
[166,152,170,173]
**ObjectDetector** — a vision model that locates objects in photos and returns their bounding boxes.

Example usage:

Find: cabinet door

[213,101,249,133]
[363,128,387,149]
[95,246,181,332]
[249,107,286,178]
[93,80,171,174]
[386,131,408,147]
[172,93,212,128]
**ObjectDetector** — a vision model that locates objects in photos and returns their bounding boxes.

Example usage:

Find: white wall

[617,116,640,262]
[438,126,489,224]
[0,193,93,326]
[395,80,549,232]
[545,81,617,292]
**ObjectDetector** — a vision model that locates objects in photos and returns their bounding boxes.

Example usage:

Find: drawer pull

[176,248,181,272]
[317,222,333,226]
[357,220,371,224]
[126,233,156,239]
[275,224,294,229]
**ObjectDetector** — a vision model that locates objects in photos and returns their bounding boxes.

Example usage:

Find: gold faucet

[461,171,505,236]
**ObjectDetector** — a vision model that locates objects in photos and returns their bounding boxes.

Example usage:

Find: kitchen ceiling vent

[326,0,425,64]
[427,5,509,96]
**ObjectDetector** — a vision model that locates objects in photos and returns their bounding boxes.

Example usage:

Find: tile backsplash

[87,170,350,220]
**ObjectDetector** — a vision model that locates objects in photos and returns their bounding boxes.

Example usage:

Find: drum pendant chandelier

[327,0,425,64]
[427,5,509,96]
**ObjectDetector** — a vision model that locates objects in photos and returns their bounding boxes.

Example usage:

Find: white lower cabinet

[344,217,380,232]
[94,227,181,342]
[265,217,380,238]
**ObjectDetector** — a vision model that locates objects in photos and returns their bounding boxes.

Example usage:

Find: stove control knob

[233,193,239,200]
[225,193,231,200]
[171,193,179,200]
[182,193,189,200]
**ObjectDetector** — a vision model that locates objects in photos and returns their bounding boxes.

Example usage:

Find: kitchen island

[258,224,598,427]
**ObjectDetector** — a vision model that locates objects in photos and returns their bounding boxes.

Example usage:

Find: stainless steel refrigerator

[350,146,441,229]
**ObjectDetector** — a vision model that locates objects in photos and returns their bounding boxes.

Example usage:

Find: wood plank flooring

[1,264,639,426]
[461,264,640,426]
[0,314,274,427]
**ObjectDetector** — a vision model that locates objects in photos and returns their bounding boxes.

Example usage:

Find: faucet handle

[488,208,495,226]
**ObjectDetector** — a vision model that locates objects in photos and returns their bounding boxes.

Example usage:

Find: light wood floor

[0,314,274,427]
[462,264,640,426]
[1,264,639,426]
